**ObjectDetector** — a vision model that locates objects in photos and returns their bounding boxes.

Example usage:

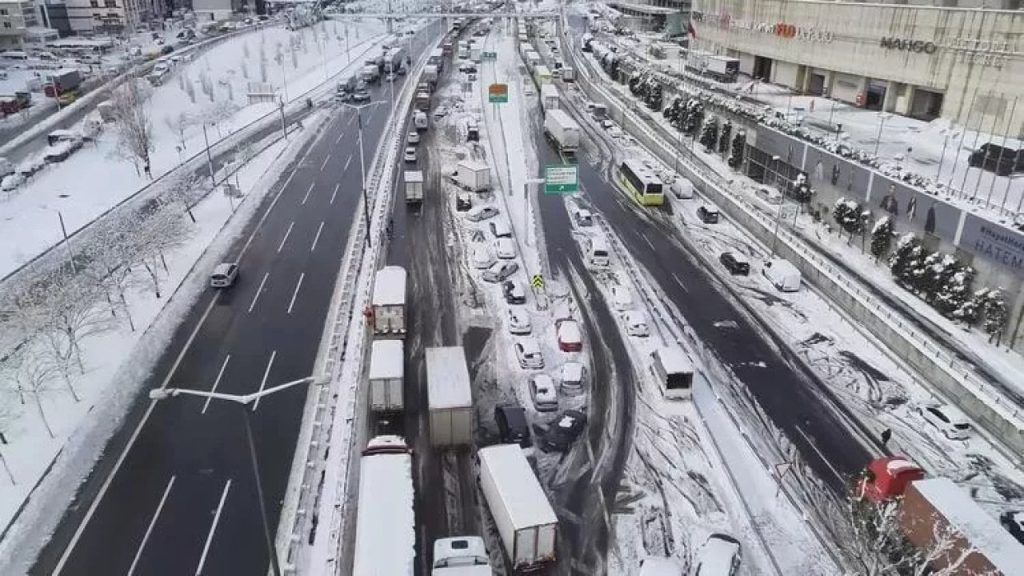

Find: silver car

[210,262,239,288]
[482,261,519,283]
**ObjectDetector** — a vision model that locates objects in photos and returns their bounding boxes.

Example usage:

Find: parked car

[456,192,473,212]
[571,207,594,227]
[494,237,516,259]
[407,130,420,144]
[465,205,499,222]
[352,89,370,102]
[483,261,519,283]
[917,404,971,440]
[1000,510,1024,545]
[560,362,585,395]
[507,307,532,335]
[623,311,649,337]
[503,280,527,304]
[697,204,720,224]
[611,285,633,311]
[539,409,586,452]
[494,404,531,447]
[670,178,694,199]
[555,319,582,352]
[693,533,741,576]
[968,143,1024,176]
[404,146,417,163]
[488,218,512,238]
[719,252,750,275]
[514,338,545,369]
[470,245,496,269]
[210,262,239,288]
[529,374,559,412]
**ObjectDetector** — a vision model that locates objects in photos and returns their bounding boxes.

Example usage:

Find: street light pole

[343,102,381,247]
[202,123,216,184]
[873,113,888,157]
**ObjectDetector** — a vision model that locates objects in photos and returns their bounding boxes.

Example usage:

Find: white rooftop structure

[369,340,403,380]
[658,345,693,374]
[372,265,406,307]
[352,437,414,576]
[477,444,558,528]
[425,347,472,410]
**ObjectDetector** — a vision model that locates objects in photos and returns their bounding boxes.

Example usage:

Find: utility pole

[202,123,216,184]
[344,102,381,247]
[278,98,287,140]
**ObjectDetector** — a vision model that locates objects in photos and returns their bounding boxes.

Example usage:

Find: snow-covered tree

[128,208,190,298]
[932,260,974,318]
[870,216,894,261]
[699,115,719,152]
[719,120,732,154]
[164,111,193,150]
[2,343,59,438]
[727,130,746,169]
[920,252,957,304]
[982,289,1008,344]
[888,233,921,286]
[843,497,916,575]
[163,171,205,223]
[683,97,704,135]
[83,214,142,331]
[110,79,154,176]
[833,197,863,241]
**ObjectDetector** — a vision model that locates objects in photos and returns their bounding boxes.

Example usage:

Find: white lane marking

[248,272,270,314]
[346,114,355,126]
[793,425,844,483]
[310,221,325,252]
[344,154,352,172]
[330,183,339,205]
[277,222,295,253]
[126,475,176,576]
[238,167,298,259]
[671,271,689,293]
[52,292,221,575]
[253,351,278,412]
[301,182,315,205]
[202,356,231,415]
[194,479,232,576]
[335,130,345,144]
[287,273,305,315]
[319,153,331,172]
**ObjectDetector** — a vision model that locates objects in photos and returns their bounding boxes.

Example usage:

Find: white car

[571,207,594,227]
[507,307,532,335]
[514,338,545,370]
[918,404,971,440]
[403,146,417,163]
[529,374,558,412]
[623,311,649,337]
[494,237,517,259]
[465,205,499,222]
[611,285,634,311]
[693,534,741,576]
[470,245,496,269]
[407,130,420,145]
[560,362,585,395]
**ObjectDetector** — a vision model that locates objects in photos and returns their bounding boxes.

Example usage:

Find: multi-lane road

[30,27,436,576]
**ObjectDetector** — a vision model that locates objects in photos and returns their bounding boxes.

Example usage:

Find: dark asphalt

[30,28,438,576]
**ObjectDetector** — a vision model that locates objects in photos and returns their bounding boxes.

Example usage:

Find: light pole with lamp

[873,112,890,157]
[42,203,77,273]
[148,375,317,576]
[767,155,786,257]
[341,101,384,248]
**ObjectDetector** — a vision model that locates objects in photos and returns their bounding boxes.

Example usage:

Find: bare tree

[2,343,59,438]
[0,393,18,484]
[82,216,142,332]
[163,170,206,223]
[110,79,154,177]
[164,111,193,151]
[131,207,190,298]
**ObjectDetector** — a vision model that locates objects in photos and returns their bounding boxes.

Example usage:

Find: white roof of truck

[458,159,488,173]
[352,443,415,576]
[404,170,423,183]
[372,266,406,306]
[545,108,576,128]
[913,478,1024,572]
[541,83,559,97]
[369,340,404,380]
[479,444,558,528]
[425,347,472,410]
[656,346,693,374]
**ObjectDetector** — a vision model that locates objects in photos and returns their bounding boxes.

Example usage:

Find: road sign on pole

[482,51,498,61]
[531,274,545,289]
[488,83,508,103]
[544,164,578,194]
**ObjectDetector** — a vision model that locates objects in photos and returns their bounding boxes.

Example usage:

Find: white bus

[352,436,415,576]
[650,346,694,399]
[617,159,665,206]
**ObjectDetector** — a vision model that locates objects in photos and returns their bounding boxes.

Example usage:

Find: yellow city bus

[617,159,664,206]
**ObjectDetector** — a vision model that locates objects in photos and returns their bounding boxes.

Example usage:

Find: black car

[539,410,587,452]
[719,252,750,275]
[502,280,526,304]
[495,404,531,447]
[1002,511,1024,544]
[968,143,1024,176]
[456,192,473,212]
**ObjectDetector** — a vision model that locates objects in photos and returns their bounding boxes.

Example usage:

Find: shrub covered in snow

[832,197,864,239]
[727,130,745,169]
[699,115,719,152]
[870,216,893,261]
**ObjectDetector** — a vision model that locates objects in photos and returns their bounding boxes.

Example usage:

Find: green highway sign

[543,164,578,194]
[482,51,498,61]
[531,274,545,289]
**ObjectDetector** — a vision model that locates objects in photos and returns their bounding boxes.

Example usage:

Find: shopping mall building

[688,0,1024,130]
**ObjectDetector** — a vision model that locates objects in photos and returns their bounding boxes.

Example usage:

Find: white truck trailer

[478,444,558,572]
[541,83,560,111]
[453,160,490,192]
[405,170,424,204]
[372,266,407,337]
[369,340,404,412]
[426,347,473,446]
[352,436,415,576]
[543,109,581,153]
[431,537,491,575]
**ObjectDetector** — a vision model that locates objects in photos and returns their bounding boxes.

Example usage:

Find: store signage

[880,37,938,54]
[690,11,834,44]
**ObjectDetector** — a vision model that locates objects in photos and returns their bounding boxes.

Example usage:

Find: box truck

[541,83,559,111]
[426,347,473,446]
[561,67,575,82]
[686,52,740,83]
[369,340,404,412]
[352,436,415,576]
[453,160,490,192]
[361,63,380,83]
[432,536,491,575]
[372,266,407,336]
[423,64,439,86]
[478,444,558,571]
[543,109,581,153]
[405,170,424,204]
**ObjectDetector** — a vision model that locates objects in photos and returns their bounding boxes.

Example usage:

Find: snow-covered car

[470,245,496,269]
[607,125,624,139]
[539,410,586,452]
[529,374,558,412]
[623,311,649,337]
[433,105,449,118]
[465,205,499,222]
[502,280,526,304]
[555,319,582,352]
[507,307,532,335]
[611,285,633,311]
[693,533,741,576]
[482,261,518,283]
[1,173,25,191]
[917,404,971,440]
[352,89,370,102]
[407,130,420,145]
[404,146,417,163]
[456,192,473,212]
[670,178,694,199]
[210,262,239,288]
[1000,510,1024,545]
[514,338,545,370]
[494,237,516,259]
[571,207,593,227]
[560,362,585,395]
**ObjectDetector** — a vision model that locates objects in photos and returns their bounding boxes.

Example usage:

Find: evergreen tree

[719,120,732,154]
[727,130,746,169]
[888,233,919,286]
[933,261,974,317]
[683,97,704,135]
[982,289,1008,344]
[832,198,863,239]
[921,252,957,303]
[870,216,894,262]
[791,172,814,210]
[647,82,663,110]
[699,116,719,151]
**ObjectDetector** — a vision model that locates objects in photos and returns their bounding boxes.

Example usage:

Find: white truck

[470,47,482,63]
[561,66,575,82]
[543,109,581,153]
[372,266,407,337]
[686,51,740,83]
[426,347,473,446]
[369,340,404,412]
[478,444,558,571]
[423,64,439,86]
[360,63,380,83]
[352,436,415,576]
[541,83,560,111]
[404,170,424,204]
[414,110,429,131]
[453,160,490,192]
[431,537,492,575]
[525,50,541,70]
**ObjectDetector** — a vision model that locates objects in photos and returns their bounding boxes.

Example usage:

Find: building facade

[689,0,1024,131]
[64,0,141,33]
[610,0,692,35]
[0,0,37,48]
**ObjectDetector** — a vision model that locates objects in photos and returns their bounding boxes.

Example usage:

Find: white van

[638,557,684,575]
[761,258,801,292]
[584,235,610,267]
[670,178,694,199]
[650,346,694,400]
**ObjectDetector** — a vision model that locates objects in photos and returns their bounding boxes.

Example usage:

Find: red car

[555,319,582,352]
